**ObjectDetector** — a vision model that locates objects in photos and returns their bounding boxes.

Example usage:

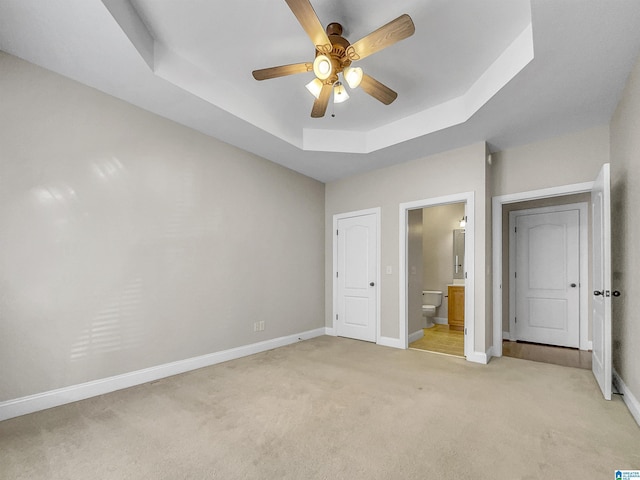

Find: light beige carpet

[1,335,638,479]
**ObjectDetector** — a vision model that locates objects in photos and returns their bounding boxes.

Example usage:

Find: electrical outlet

[253,322,258,332]
[259,320,265,331]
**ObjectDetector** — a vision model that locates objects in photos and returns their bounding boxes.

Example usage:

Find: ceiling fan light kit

[252,0,415,118]
[344,66,363,89]
[313,54,333,80]
[305,78,324,99]
[333,82,349,103]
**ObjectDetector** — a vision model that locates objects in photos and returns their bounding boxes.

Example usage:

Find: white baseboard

[502,331,512,340]
[486,345,497,362]
[377,336,403,349]
[466,351,489,364]
[325,326,337,336]
[0,327,327,422]
[408,329,424,343]
[434,317,448,325]
[613,368,640,427]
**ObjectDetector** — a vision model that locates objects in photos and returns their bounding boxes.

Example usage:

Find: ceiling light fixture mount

[252,0,415,118]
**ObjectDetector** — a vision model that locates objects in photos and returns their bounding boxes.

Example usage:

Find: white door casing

[492,181,595,359]
[335,212,378,343]
[591,163,612,400]
[511,208,580,348]
[399,192,476,361]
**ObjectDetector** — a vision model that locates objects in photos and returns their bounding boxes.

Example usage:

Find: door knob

[369,282,375,287]
[570,283,577,288]
[594,290,604,296]
[612,290,621,297]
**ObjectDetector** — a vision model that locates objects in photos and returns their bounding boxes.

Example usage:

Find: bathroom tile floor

[409,325,464,357]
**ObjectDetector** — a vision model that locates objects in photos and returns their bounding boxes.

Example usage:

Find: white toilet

[422,290,443,328]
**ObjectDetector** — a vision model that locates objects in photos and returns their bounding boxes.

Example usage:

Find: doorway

[494,189,592,369]
[407,203,466,357]
[399,192,477,362]
[332,208,380,343]
[508,202,589,350]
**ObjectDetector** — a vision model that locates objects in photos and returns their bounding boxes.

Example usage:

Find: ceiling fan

[252,0,415,118]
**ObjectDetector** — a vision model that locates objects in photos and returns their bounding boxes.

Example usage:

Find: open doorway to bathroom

[407,202,466,357]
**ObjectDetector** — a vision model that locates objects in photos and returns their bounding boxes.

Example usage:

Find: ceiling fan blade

[311,83,332,118]
[360,74,398,105]
[285,0,333,54]
[347,14,415,61]
[252,62,313,81]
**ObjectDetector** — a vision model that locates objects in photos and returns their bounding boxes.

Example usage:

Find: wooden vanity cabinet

[448,286,465,331]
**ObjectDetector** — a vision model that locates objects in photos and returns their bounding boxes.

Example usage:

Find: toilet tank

[422,290,443,307]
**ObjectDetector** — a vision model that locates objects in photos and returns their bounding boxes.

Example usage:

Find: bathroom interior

[407,203,466,357]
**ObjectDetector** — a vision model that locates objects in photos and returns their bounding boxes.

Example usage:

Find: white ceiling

[1,0,640,182]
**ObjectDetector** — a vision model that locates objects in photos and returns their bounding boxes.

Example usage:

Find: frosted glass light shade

[313,55,332,80]
[344,66,363,89]
[305,78,323,99]
[333,82,349,103]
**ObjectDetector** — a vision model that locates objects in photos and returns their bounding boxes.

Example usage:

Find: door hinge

[464,328,467,335]
[465,272,467,279]
[515,226,517,233]
[336,271,339,278]
[336,314,338,320]
[515,317,517,323]
[336,229,339,235]
[515,271,517,278]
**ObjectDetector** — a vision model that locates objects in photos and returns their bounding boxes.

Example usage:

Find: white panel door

[514,209,580,347]
[337,214,377,342]
[592,163,612,400]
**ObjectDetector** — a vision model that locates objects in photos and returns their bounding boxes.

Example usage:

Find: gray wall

[491,126,609,197]
[0,52,325,401]
[610,50,640,405]
[325,142,490,353]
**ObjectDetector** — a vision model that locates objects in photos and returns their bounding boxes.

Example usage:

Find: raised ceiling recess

[103,0,533,154]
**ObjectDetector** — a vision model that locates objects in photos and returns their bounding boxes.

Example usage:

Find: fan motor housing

[315,22,352,83]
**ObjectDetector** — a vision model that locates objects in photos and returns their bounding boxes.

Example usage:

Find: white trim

[377,336,403,349]
[399,192,475,361]
[466,350,488,364]
[0,327,327,422]
[325,327,337,336]
[486,345,498,362]
[492,181,594,357]
[434,317,448,325]
[408,329,425,344]
[613,369,640,427]
[508,203,589,350]
[332,207,381,343]
[503,331,514,340]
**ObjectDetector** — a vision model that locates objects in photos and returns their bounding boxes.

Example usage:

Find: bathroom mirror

[453,228,465,279]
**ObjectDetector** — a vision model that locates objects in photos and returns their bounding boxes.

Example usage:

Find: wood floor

[409,324,464,357]
[502,340,592,370]
[409,325,592,370]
